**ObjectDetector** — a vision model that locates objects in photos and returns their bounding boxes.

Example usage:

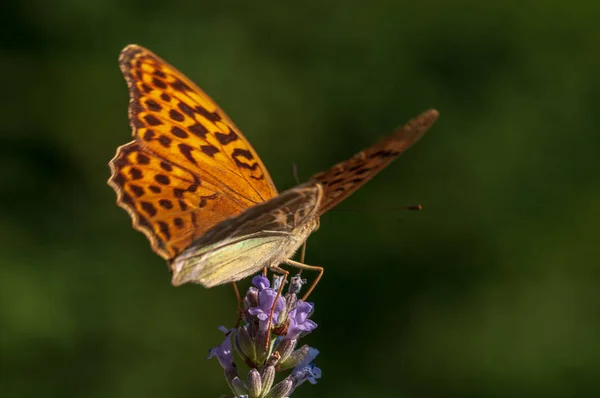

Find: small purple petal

[207,326,235,370]
[309,365,322,383]
[286,300,317,340]
[297,347,319,368]
[291,348,321,389]
[252,275,270,290]
[247,287,286,331]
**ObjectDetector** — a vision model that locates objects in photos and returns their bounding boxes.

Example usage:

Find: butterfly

[108,44,438,293]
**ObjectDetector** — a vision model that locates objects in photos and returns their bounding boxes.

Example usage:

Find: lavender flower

[208,275,321,398]
[290,347,321,392]
[247,278,286,331]
[208,326,235,370]
[286,301,317,340]
[252,275,270,291]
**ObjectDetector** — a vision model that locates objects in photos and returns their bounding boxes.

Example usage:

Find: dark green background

[2,1,599,397]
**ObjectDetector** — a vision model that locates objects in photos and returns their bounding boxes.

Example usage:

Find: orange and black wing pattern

[108,45,278,260]
[310,109,438,215]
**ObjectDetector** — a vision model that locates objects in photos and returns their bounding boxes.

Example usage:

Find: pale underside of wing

[108,45,278,260]
[171,183,323,287]
[310,109,439,215]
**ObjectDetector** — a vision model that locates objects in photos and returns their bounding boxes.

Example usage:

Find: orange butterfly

[108,45,438,293]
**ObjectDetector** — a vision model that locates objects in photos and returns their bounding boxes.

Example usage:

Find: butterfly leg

[294,217,318,276]
[232,282,243,328]
[293,240,309,279]
[283,259,324,301]
[299,240,307,264]
[265,265,289,352]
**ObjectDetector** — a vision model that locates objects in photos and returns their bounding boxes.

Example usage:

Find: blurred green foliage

[1,0,600,397]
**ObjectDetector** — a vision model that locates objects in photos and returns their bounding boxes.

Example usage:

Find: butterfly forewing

[310,109,438,214]
[119,45,277,202]
[171,183,324,287]
[109,45,278,260]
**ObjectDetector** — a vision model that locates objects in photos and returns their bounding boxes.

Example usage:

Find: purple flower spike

[286,300,317,340]
[248,288,286,331]
[209,273,321,397]
[208,326,235,371]
[252,275,270,291]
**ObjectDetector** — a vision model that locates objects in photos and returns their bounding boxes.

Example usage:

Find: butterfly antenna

[332,204,423,213]
[292,163,301,185]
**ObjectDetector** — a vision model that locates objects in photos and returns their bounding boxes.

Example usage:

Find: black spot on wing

[215,128,239,145]
[136,153,150,165]
[195,105,222,122]
[129,168,143,180]
[130,185,144,197]
[201,145,219,157]
[171,126,189,139]
[157,221,171,240]
[144,115,163,126]
[155,174,170,185]
[169,109,185,122]
[178,102,196,119]
[178,143,197,165]
[188,123,208,138]
[152,77,167,89]
[140,201,157,217]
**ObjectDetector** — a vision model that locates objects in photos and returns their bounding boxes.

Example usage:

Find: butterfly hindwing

[171,183,323,287]
[310,109,439,214]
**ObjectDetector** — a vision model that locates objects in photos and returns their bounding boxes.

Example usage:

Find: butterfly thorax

[170,183,323,288]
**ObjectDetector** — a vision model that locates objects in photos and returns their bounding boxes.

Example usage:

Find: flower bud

[274,338,297,364]
[261,365,276,395]
[246,368,262,398]
[230,376,248,397]
[264,378,293,398]
[234,325,256,365]
[278,344,310,371]
[245,287,259,308]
